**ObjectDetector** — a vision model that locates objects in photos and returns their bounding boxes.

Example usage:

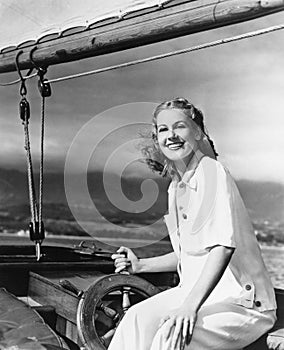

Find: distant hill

[0,168,283,224]
[237,180,284,223]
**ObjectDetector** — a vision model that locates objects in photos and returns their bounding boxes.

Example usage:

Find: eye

[175,122,186,129]
[158,127,167,133]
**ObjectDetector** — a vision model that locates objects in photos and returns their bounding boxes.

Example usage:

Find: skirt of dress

[107,286,276,350]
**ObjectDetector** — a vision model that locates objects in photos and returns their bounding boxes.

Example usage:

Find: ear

[152,132,158,143]
[194,128,202,141]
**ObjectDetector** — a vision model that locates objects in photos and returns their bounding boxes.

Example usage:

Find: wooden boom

[1,0,284,73]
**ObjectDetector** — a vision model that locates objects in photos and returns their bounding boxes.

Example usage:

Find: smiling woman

[0,2,284,349]
[109,98,277,350]
[151,97,218,177]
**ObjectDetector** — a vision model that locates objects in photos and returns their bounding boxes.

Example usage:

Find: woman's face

[156,108,200,165]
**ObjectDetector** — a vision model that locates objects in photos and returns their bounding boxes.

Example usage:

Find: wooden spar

[1,0,284,74]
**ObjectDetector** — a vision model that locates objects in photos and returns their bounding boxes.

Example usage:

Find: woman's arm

[112,246,178,274]
[161,245,234,350]
[183,245,234,311]
[136,251,178,273]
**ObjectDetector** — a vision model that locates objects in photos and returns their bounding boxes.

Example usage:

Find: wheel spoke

[98,302,119,322]
[122,287,131,313]
[101,327,116,347]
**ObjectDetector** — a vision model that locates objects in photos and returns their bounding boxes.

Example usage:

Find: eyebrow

[157,124,167,128]
[157,120,187,128]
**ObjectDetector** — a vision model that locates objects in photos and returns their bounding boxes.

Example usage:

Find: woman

[109,98,277,350]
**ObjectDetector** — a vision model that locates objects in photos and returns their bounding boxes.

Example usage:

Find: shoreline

[0,232,283,249]
[0,232,170,247]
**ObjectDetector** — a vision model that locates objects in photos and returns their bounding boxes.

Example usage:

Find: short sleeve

[180,159,237,253]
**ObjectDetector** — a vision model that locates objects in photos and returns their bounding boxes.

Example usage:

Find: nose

[167,128,177,140]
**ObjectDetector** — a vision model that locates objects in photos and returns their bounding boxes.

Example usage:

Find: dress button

[179,206,183,210]
[179,183,185,189]
[182,213,187,219]
[245,284,251,291]
[255,301,261,307]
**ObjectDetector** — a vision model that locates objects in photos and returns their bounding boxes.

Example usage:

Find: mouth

[166,141,185,150]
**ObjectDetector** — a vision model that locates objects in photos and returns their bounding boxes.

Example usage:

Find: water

[261,245,284,289]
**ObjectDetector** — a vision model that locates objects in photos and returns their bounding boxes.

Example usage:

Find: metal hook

[15,50,28,97]
[29,46,47,76]
[15,50,24,80]
[29,47,51,97]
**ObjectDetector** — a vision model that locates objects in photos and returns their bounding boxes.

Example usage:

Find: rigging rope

[15,53,39,226]
[21,89,46,261]
[0,72,37,86]
[39,95,45,235]
[45,22,284,84]
[14,51,50,260]
[22,114,38,224]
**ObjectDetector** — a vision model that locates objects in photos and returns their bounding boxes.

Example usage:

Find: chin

[163,150,191,163]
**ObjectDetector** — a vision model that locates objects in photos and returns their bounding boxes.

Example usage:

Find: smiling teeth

[167,143,183,150]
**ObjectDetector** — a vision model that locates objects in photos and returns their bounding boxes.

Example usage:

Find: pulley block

[19,98,30,122]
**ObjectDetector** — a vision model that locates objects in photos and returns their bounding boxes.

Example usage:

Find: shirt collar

[172,150,205,191]
[181,169,198,190]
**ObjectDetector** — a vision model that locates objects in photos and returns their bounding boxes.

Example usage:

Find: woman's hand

[111,246,140,274]
[158,304,197,350]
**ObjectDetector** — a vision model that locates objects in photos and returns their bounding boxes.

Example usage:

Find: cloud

[0,12,284,183]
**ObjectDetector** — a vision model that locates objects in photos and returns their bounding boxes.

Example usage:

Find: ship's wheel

[77,273,160,349]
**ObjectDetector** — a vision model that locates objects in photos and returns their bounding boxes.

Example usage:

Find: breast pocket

[179,212,209,254]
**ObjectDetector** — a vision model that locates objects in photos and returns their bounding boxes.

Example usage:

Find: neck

[174,148,204,180]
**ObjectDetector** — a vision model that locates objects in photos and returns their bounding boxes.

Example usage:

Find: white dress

[108,156,277,350]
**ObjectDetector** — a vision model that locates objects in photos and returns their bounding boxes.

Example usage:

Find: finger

[189,316,196,336]
[171,318,183,350]
[163,317,175,341]
[117,246,129,255]
[114,260,130,268]
[181,319,189,349]
[115,264,130,273]
[115,261,130,269]
[115,266,127,273]
[113,257,129,266]
[186,317,196,345]
[181,336,185,350]
[180,333,185,350]
[111,254,126,260]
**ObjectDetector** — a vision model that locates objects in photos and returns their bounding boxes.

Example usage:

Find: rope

[14,57,48,259]
[22,116,38,223]
[0,72,37,87]
[45,22,284,84]
[39,95,45,234]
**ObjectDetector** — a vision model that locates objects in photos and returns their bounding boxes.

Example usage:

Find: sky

[0,10,284,184]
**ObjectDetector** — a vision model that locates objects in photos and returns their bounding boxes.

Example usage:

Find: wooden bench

[0,287,69,350]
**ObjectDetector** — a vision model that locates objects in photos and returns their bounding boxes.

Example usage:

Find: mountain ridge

[0,167,283,223]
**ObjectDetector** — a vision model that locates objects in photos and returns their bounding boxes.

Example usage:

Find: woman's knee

[122,300,153,325]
